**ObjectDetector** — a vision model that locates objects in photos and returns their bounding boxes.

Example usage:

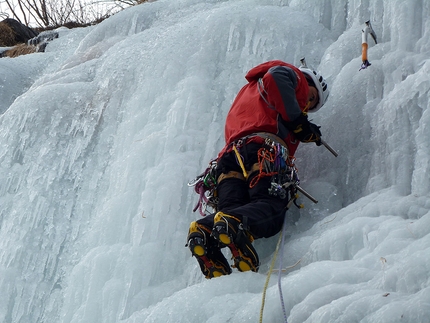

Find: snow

[0,0,429,322]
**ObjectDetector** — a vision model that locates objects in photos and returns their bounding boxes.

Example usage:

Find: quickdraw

[188,159,218,216]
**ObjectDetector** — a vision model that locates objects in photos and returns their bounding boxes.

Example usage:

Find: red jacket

[223,60,309,156]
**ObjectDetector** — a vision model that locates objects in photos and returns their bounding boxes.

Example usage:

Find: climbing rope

[277,214,289,322]
[259,213,289,323]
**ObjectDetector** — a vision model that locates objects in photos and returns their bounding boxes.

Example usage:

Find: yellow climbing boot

[212,212,259,272]
[186,221,231,279]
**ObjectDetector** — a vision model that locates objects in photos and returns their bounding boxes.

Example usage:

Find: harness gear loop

[217,171,245,184]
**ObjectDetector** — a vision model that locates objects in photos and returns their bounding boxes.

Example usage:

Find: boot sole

[213,225,259,272]
[198,255,231,279]
[218,232,232,245]
[192,245,205,257]
[226,242,259,272]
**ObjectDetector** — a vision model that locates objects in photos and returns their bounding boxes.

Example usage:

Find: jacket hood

[245,60,294,82]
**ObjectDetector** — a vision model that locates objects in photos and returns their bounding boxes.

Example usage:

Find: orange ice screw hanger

[360,20,378,71]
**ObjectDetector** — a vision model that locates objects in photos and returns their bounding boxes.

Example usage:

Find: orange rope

[249,147,278,188]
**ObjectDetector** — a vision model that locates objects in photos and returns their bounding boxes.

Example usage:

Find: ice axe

[290,139,337,205]
[360,20,378,71]
[320,138,338,157]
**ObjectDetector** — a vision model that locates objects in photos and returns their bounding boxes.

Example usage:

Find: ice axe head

[365,20,378,44]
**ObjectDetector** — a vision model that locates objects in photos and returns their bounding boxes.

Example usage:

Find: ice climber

[186,59,330,278]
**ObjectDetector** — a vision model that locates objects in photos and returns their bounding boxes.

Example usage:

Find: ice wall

[0,0,429,322]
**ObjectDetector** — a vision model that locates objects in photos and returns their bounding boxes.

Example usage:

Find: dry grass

[0,22,16,47]
[2,43,38,58]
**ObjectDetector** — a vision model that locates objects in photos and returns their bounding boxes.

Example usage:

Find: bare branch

[1,0,155,29]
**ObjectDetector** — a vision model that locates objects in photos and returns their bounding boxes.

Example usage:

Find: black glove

[286,113,322,146]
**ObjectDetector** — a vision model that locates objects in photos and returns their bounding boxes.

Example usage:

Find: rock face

[28,30,59,48]
[0,19,59,57]
[0,18,39,45]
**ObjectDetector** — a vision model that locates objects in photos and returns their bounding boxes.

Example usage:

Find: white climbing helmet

[298,57,329,113]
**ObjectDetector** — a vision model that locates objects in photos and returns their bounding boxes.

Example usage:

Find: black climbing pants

[196,142,290,239]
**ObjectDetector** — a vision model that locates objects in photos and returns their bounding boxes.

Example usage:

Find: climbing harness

[188,133,319,216]
[360,20,378,71]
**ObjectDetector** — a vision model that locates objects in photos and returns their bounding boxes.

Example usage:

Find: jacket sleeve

[261,65,304,123]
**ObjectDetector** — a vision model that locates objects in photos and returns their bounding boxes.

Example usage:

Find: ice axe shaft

[320,139,338,157]
[296,185,318,204]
